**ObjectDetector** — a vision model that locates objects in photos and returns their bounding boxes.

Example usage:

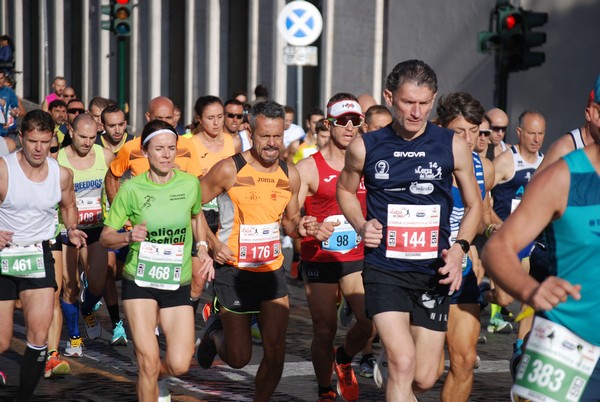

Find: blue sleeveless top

[451,152,486,234]
[492,145,543,221]
[450,152,486,276]
[544,149,600,345]
[362,122,454,274]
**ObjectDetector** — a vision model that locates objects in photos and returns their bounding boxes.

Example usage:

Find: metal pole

[297,65,303,127]
[117,37,126,111]
[494,54,509,112]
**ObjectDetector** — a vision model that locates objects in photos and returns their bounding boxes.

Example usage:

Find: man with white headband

[295,93,374,402]
[337,60,482,401]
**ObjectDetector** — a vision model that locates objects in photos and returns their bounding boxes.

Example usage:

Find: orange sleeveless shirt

[218,154,291,272]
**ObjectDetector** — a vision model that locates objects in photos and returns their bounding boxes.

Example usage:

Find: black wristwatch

[454,239,470,254]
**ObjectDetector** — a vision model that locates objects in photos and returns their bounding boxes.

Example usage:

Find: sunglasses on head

[329,115,363,128]
[490,125,507,132]
[226,113,243,119]
[67,108,85,115]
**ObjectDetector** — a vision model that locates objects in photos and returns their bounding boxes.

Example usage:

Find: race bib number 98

[322,214,360,253]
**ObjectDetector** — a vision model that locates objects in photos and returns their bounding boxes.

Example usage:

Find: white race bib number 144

[386,204,440,260]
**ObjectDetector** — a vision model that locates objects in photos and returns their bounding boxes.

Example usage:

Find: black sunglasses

[67,108,85,115]
[490,125,507,132]
[226,113,243,119]
[50,146,59,153]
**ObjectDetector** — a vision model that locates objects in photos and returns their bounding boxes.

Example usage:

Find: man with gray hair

[337,60,482,401]
[197,100,319,402]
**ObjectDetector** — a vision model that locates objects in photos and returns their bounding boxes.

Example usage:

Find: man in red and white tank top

[296,93,375,402]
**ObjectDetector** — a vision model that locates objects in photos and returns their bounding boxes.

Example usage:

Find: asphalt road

[0,261,518,401]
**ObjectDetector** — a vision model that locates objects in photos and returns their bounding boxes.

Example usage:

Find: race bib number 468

[135,242,184,290]
[386,204,440,260]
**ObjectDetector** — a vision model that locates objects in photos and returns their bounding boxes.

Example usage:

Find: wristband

[485,224,494,238]
[197,241,208,249]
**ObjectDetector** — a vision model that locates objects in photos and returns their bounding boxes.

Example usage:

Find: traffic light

[478,3,548,73]
[101,0,115,32]
[113,0,132,37]
[521,10,548,70]
[496,5,525,73]
[477,31,500,54]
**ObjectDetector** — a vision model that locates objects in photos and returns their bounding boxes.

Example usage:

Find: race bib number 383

[512,316,600,402]
[386,204,440,260]
[0,243,45,278]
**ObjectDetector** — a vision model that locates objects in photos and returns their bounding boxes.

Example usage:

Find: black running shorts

[301,260,363,284]
[121,277,193,308]
[213,264,288,314]
[0,241,57,300]
[362,263,450,332]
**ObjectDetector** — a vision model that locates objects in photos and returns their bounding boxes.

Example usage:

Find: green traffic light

[114,23,131,36]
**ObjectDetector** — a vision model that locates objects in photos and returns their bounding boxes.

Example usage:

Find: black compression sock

[336,345,353,365]
[107,304,120,328]
[318,385,334,396]
[18,343,47,402]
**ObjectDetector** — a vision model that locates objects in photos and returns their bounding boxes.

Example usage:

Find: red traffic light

[505,15,516,29]
[116,0,130,4]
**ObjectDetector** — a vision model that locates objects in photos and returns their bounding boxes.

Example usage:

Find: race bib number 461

[0,243,45,278]
[512,316,600,402]
[386,204,440,260]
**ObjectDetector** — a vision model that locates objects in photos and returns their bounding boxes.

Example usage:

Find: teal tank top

[545,149,600,345]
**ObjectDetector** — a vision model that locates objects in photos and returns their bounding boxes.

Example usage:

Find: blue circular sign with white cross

[277,1,323,46]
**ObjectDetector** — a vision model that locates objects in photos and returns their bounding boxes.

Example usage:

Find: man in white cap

[296,93,374,402]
